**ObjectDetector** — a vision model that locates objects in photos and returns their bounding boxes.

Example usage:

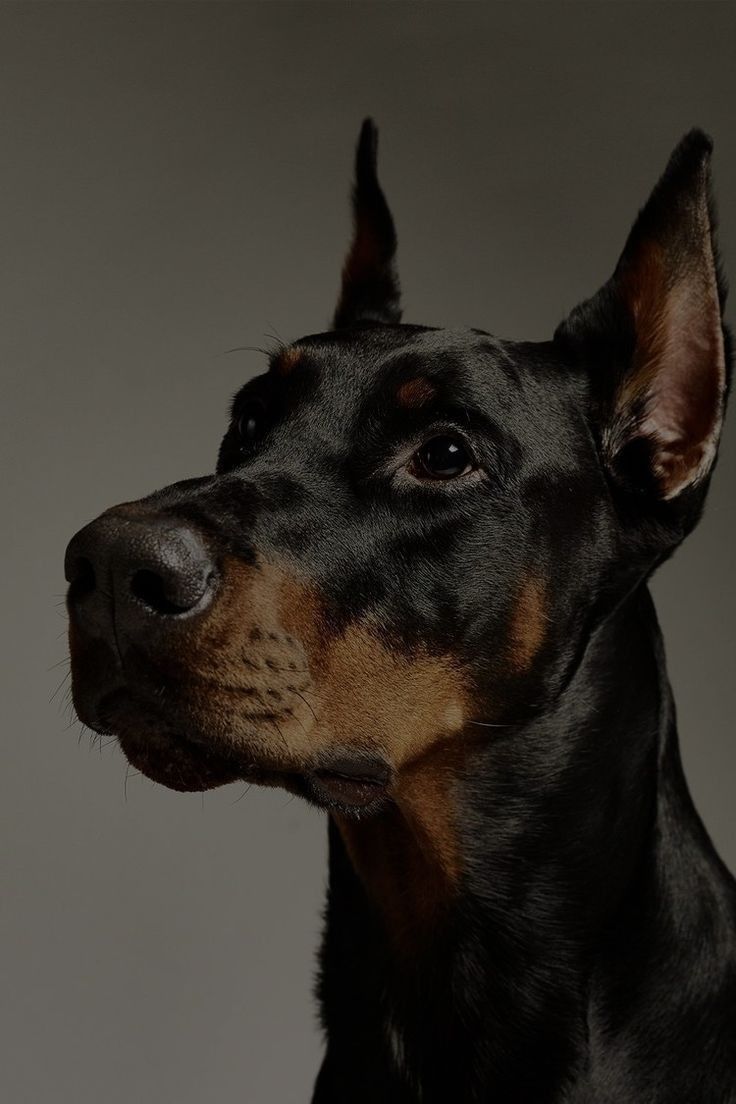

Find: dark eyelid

[232,391,268,416]
[405,421,479,462]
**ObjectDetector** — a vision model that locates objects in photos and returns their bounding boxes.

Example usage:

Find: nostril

[130,566,214,616]
[67,556,96,604]
[130,569,192,616]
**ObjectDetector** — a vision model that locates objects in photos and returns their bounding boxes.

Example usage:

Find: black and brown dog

[65,121,736,1101]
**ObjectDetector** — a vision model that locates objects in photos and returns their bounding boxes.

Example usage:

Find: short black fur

[65,121,735,1103]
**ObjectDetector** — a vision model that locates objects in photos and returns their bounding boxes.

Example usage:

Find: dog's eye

[411,435,474,480]
[236,399,267,445]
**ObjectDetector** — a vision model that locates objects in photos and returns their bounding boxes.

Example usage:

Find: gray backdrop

[2,4,735,1102]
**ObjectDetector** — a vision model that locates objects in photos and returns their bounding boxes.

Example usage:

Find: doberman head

[65,121,729,925]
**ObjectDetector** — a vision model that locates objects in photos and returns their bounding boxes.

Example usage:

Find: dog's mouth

[82,685,392,815]
[306,758,392,812]
[91,687,263,792]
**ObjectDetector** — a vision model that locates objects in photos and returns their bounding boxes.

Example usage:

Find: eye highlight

[409,434,475,481]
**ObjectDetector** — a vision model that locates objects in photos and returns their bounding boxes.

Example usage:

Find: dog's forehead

[266,325,527,417]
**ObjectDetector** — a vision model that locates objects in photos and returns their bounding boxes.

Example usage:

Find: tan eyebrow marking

[273,346,303,376]
[396,376,436,408]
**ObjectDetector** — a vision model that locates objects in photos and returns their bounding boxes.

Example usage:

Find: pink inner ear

[618,218,726,500]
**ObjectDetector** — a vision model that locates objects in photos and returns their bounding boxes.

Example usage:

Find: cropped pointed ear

[332,119,402,330]
[555,130,730,502]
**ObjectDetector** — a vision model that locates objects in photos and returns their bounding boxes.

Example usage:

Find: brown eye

[412,435,474,480]
[236,399,267,445]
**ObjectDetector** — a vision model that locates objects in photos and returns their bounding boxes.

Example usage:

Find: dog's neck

[318,586,733,1100]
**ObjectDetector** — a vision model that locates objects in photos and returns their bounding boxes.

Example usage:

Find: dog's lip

[91,685,280,740]
[306,755,392,811]
[83,685,281,787]
[312,755,391,787]
[82,685,393,809]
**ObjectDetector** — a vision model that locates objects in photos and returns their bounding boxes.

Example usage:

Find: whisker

[267,716,290,757]
[50,669,71,703]
[468,719,515,729]
[288,708,311,739]
[263,327,286,350]
[216,345,272,358]
[292,689,319,725]
[48,656,70,672]
[231,784,252,805]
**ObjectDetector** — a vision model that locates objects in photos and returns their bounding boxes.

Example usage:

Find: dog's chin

[78,686,290,794]
[115,726,245,793]
[78,687,392,814]
[117,729,391,816]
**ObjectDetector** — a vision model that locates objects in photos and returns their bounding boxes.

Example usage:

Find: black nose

[65,514,217,629]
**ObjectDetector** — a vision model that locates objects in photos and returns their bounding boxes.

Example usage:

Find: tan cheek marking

[275,575,471,946]
[508,575,547,673]
[276,574,467,760]
[172,561,470,946]
[160,559,319,761]
[147,560,468,779]
[316,624,467,765]
[396,376,436,408]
